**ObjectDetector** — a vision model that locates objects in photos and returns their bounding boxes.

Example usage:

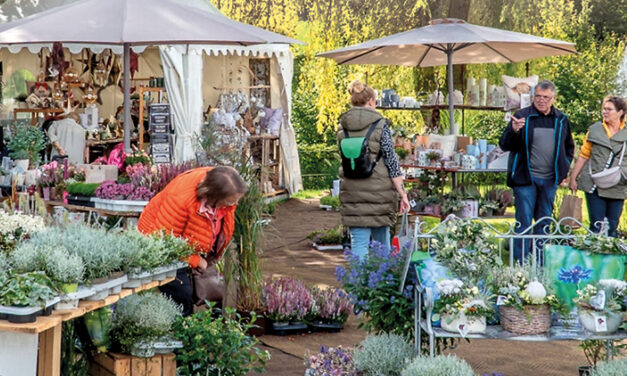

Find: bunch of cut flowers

[432,278,493,324]
[38,161,63,187]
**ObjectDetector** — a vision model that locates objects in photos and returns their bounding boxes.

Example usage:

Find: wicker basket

[499,304,551,335]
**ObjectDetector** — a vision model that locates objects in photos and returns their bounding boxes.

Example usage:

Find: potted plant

[0,270,59,323]
[319,194,340,211]
[108,292,182,357]
[479,199,500,217]
[426,151,442,166]
[44,247,84,293]
[7,123,46,168]
[573,279,625,334]
[39,161,63,200]
[395,147,410,162]
[487,264,565,335]
[308,287,352,331]
[401,355,475,376]
[263,276,312,334]
[308,225,344,251]
[305,346,356,376]
[486,187,513,216]
[353,333,413,376]
[423,196,442,216]
[173,302,270,375]
[432,279,493,335]
[0,210,46,252]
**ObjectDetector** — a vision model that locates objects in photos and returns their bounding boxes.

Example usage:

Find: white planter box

[313,243,343,251]
[92,198,149,212]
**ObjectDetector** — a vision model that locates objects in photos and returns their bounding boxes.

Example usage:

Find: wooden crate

[89,352,176,376]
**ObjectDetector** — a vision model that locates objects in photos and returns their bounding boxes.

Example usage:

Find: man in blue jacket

[500,80,575,263]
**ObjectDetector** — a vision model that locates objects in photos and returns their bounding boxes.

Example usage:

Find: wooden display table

[0,277,174,376]
[45,200,142,218]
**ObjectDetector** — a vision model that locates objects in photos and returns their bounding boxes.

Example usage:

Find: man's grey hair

[535,80,556,95]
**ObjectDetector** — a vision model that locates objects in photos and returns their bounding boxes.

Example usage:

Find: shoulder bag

[589,142,626,189]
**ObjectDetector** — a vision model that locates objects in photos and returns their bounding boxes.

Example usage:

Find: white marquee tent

[0,0,302,193]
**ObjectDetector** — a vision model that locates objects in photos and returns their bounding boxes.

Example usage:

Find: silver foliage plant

[590,358,627,376]
[43,247,84,284]
[10,242,45,273]
[401,355,475,376]
[353,333,414,376]
[112,292,182,337]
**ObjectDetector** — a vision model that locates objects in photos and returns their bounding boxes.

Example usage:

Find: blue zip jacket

[499,105,575,187]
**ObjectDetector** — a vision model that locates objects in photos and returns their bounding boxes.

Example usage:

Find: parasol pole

[123,42,131,152]
[446,44,456,135]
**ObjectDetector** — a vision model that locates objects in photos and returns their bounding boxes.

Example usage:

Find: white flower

[436,279,464,295]
[599,279,627,295]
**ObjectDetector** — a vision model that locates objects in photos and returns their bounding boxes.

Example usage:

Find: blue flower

[335,266,347,282]
[558,265,593,284]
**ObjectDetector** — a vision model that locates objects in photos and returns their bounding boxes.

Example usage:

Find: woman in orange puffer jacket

[138,166,247,315]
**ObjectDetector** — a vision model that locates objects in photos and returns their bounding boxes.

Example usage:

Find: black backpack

[339,120,383,179]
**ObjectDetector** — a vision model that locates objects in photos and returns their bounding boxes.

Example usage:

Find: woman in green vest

[569,95,627,237]
[337,80,410,259]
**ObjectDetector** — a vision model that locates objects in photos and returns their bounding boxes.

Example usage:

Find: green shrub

[354,333,413,376]
[319,194,340,209]
[66,182,101,197]
[298,143,340,190]
[7,124,46,165]
[108,292,181,354]
[590,358,627,376]
[308,225,343,245]
[401,355,475,376]
[174,303,270,375]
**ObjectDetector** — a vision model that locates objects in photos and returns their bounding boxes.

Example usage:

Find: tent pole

[447,44,456,135]
[123,42,131,153]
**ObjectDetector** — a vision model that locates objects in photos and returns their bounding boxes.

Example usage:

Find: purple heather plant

[94,180,119,199]
[304,345,357,376]
[264,277,312,322]
[310,287,352,324]
[128,186,154,201]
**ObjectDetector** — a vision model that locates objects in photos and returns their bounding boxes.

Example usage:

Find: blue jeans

[585,191,624,237]
[513,178,558,264]
[349,226,390,260]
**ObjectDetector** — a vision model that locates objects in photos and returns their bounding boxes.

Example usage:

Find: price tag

[496,295,508,306]
[409,199,417,208]
[593,313,608,332]
[457,321,470,338]
[504,112,512,123]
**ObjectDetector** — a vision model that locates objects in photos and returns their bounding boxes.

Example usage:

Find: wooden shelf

[0,277,174,334]
[44,200,142,218]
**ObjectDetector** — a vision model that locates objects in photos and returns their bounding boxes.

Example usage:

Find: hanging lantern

[59,80,69,92]
[52,85,64,102]
[83,86,98,106]
[63,67,80,83]
[93,62,107,87]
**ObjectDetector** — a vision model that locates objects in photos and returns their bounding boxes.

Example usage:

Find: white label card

[409,200,417,208]
[496,295,508,306]
[593,313,608,332]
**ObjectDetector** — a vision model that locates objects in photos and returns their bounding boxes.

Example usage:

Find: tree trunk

[448,0,472,20]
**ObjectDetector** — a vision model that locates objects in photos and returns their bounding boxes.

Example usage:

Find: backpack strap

[364,119,384,162]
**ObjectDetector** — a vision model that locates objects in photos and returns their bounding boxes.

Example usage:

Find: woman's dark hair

[196,166,247,206]
[603,95,627,121]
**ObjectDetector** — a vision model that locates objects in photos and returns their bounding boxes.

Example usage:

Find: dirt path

[253,198,589,376]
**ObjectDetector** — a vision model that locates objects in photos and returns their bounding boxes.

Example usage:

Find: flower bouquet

[573,279,626,334]
[488,265,564,335]
[433,279,493,335]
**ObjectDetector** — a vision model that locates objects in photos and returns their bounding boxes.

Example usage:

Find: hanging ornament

[83,86,98,106]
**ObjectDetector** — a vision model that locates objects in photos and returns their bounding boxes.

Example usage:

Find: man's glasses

[534,94,554,102]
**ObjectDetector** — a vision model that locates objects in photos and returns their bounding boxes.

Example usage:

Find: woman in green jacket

[569,95,627,237]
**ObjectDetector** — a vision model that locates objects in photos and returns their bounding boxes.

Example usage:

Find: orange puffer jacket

[138,167,236,268]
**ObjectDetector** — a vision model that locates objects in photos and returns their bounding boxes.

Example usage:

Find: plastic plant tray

[0,297,61,323]
[92,198,148,212]
[313,243,344,251]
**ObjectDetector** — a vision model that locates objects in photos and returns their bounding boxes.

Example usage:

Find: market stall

[0,0,303,194]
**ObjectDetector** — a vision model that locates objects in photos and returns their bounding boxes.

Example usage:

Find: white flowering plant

[432,279,494,323]
[431,218,502,284]
[573,279,626,313]
[487,265,565,315]
[0,210,46,252]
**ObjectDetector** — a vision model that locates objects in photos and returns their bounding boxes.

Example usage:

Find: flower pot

[440,314,486,335]
[50,187,58,201]
[499,304,550,335]
[309,321,344,333]
[578,309,622,334]
[578,365,593,376]
[129,341,156,358]
[14,159,29,171]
